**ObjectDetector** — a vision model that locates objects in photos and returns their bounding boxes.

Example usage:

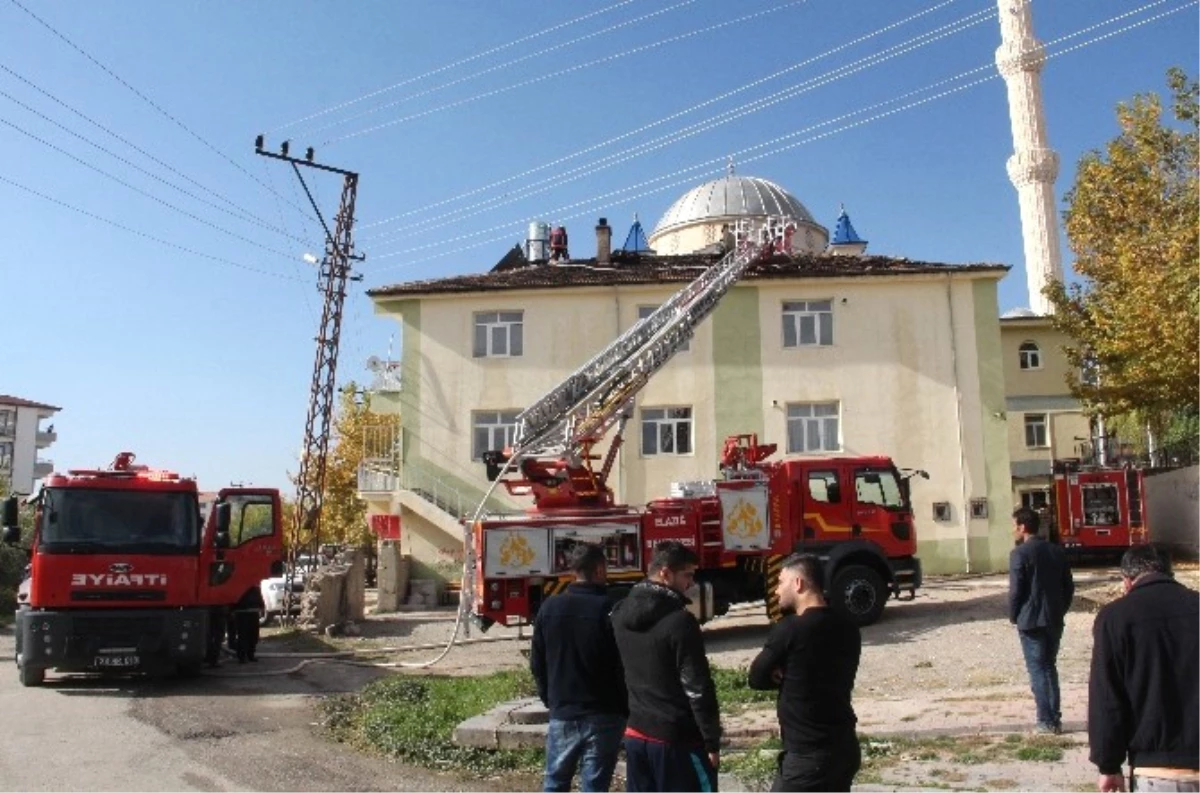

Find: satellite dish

[366,356,382,372]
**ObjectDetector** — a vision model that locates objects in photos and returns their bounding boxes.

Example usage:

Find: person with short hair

[531,543,627,792]
[1009,505,1075,734]
[748,553,861,792]
[1089,544,1199,793]
[612,540,721,792]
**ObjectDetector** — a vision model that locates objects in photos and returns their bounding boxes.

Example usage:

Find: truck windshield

[39,488,199,553]
[854,469,908,511]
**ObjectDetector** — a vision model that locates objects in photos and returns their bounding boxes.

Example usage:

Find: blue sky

[3,0,1196,491]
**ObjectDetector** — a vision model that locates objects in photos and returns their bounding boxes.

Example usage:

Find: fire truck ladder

[513,215,794,460]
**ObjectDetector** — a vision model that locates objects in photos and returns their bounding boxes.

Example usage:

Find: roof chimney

[596,217,611,265]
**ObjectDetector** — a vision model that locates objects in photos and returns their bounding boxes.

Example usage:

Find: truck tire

[830,564,887,627]
[18,659,44,687]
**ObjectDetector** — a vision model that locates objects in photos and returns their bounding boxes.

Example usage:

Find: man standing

[1009,506,1075,734]
[1089,544,1198,793]
[748,554,861,792]
[531,544,627,792]
[612,541,721,792]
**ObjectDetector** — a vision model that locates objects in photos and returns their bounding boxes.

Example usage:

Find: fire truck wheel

[830,564,887,627]
[18,658,44,687]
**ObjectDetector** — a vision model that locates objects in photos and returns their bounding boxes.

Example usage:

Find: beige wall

[1001,318,1078,397]
[648,218,829,257]
[375,268,1014,575]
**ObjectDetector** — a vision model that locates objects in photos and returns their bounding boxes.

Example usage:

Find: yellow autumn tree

[1046,68,1199,429]
[319,384,400,551]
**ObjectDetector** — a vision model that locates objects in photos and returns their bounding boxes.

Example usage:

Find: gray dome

[652,175,816,234]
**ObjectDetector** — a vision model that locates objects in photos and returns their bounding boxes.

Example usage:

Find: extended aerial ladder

[482,215,795,510]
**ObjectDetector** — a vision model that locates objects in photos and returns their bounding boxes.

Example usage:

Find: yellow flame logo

[499,534,536,567]
[726,499,764,539]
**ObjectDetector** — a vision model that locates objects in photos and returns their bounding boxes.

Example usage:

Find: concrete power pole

[995,0,1064,315]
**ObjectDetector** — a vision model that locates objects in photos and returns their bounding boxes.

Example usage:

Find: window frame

[473,311,524,358]
[1018,341,1042,371]
[0,440,12,468]
[1024,413,1049,449]
[782,299,834,349]
[640,406,694,457]
[471,409,521,461]
[0,410,14,435]
[786,401,841,454]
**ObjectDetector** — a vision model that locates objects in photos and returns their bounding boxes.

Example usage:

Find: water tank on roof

[527,221,550,263]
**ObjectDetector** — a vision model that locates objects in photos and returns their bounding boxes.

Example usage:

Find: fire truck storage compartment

[482,526,552,578]
[717,481,771,551]
[550,523,640,574]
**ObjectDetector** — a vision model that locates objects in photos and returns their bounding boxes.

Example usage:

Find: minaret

[995,0,1063,315]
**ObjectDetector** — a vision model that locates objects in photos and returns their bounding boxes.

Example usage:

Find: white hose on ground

[395,454,520,669]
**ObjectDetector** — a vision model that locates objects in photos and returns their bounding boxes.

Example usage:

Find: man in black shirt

[749,553,861,792]
[1089,544,1198,793]
[1009,506,1074,734]
[531,544,627,792]
[612,541,721,792]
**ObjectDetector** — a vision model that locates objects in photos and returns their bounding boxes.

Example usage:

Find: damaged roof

[368,252,1009,298]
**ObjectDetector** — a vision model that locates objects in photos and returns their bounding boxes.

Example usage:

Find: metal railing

[357,459,517,522]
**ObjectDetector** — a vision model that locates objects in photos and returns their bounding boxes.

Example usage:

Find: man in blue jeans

[1009,506,1074,734]
[531,544,627,792]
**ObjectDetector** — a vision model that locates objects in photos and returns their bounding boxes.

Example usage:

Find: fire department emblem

[499,534,536,567]
[725,500,764,539]
[109,563,134,574]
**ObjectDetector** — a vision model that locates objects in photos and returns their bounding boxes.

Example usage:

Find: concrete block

[496,723,547,751]
[452,714,499,749]
[508,699,549,725]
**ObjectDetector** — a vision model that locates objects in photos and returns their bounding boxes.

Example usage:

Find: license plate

[94,655,139,668]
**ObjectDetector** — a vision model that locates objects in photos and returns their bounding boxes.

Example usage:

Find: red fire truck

[2,452,284,686]
[1047,458,1149,554]
[470,217,923,629]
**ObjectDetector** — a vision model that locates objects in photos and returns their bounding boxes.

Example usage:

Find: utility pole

[255,136,362,617]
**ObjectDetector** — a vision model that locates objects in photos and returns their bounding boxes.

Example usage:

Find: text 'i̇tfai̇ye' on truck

[471,216,924,631]
[1,452,284,686]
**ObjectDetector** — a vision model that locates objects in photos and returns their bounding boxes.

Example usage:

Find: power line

[365,4,997,243]
[0,85,310,245]
[261,158,319,323]
[321,0,809,145]
[0,173,302,281]
[6,0,314,223]
[273,0,640,133]
[356,0,963,234]
[363,0,1193,276]
[0,114,304,263]
[302,0,703,139]
[0,61,282,231]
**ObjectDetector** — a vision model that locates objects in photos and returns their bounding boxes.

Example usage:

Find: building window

[1018,341,1041,370]
[1024,413,1048,449]
[1021,490,1050,511]
[473,311,523,358]
[0,411,13,435]
[641,407,692,456]
[0,441,11,469]
[638,305,689,352]
[787,402,840,453]
[782,300,833,347]
[472,410,520,460]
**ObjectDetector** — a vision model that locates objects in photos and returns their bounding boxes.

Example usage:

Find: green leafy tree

[319,384,400,551]
[1046,68,1199,429]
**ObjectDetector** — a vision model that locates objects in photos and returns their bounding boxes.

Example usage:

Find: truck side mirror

[215,503,231,549]
[2,496,19,545]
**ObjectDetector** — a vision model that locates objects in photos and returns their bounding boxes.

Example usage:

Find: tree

[1046,68,1199,428]
[319,384,400,551]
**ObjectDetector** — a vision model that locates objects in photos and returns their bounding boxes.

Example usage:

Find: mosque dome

[648,171,829,256]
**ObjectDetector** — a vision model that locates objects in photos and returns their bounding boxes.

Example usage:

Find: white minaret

[995,0,1063,315]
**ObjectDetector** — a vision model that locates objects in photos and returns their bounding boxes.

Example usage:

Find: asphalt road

[0,628,494,792]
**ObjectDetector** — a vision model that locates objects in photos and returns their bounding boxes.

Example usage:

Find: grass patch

[711,666,776,711]
[723,737,782,790]
[857,732,1075,777]
[321,668,543,775]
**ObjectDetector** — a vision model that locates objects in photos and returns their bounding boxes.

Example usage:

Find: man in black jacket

[531,544,627,792]
[1089,544,1198,793]
[748,553,861,792]
[1009,506,1074,734]
[612,541,721,792]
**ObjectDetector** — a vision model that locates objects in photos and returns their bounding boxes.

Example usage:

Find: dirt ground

[284,562,1199,792]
